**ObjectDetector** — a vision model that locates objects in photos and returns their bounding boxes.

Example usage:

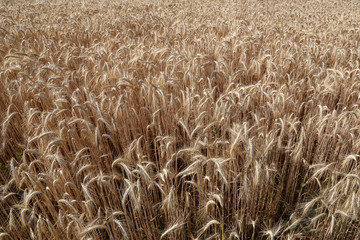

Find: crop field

[1,0,360,239]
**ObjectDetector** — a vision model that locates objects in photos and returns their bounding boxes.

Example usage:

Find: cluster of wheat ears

[1,0,360,239]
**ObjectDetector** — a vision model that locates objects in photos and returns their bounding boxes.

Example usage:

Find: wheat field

[1,0,360,239]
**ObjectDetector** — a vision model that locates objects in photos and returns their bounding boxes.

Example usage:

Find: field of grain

[1,0,360,239]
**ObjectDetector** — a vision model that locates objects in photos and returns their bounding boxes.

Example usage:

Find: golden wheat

[1,0,360,239]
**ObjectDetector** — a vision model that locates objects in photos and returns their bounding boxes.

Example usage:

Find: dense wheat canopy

[1,0,360,239]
